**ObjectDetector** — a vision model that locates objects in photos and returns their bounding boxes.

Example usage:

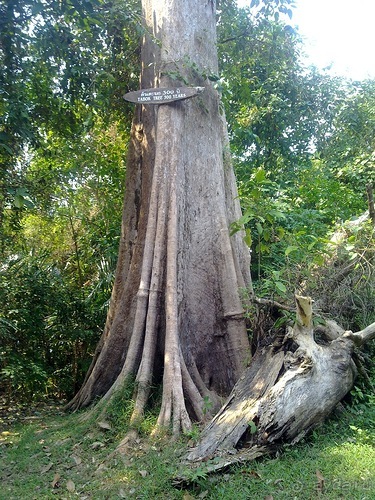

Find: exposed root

[155,138,192,435]
[130,162,168,423]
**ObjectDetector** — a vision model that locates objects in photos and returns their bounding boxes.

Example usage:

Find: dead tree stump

[182,296,374,472]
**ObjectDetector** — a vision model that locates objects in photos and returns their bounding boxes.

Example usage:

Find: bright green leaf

[248,420,257,434]
[285,245,298,256]
[254,168,267,183]
[244,228,252,247]
[275,281,287,293]
[13,195,24,208]
[255,222,263,235]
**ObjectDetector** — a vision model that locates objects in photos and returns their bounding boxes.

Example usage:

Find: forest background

[0,0,374,409]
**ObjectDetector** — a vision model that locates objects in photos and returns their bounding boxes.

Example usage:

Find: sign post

[123,86,205,105]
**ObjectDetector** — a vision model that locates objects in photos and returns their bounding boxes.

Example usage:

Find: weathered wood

[123,86,205,105]
[343,322,375,346]
[184,296,360,466]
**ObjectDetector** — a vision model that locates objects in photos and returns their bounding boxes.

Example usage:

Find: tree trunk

[66,0,252,435]
[182,296,375,471]
[367,183,375,226]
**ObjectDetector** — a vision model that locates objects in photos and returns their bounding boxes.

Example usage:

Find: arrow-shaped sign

[123,86,205,105]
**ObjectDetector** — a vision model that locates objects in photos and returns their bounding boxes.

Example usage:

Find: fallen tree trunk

[181,296,375,472]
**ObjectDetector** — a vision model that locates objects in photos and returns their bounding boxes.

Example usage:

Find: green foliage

[306,219,375,330]
[248,420,258,434]
[202,395,213,416]
[218,5,344,182]
[231,167,286,278]
[231,165,333,296]
[320,80,375,194]
[0,0,140,255]
[103,379,163,436]
[219,3,371,302]
[0,0,133,401]
[0,253,106,399]
[103,379,136,430]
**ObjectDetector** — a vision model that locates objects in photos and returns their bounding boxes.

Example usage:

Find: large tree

[67,0,253,434]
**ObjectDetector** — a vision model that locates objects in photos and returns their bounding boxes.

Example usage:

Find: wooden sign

[123,86,205,105]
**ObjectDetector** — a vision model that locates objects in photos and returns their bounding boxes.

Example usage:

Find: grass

[0,396,374,499]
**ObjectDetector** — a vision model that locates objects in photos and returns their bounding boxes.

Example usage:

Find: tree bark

[366,183,375,226]
[66,0,252,435]
[184,296,373,469]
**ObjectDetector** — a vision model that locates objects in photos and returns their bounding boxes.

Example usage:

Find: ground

[0,394,374,499]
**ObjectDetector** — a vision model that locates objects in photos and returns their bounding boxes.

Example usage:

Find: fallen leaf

[91,441,105,449]
[264,496,274,500]
[139,470,148,478]
[66,479,75,492]
[51,473,60,489]
[242,469,262,479]
[54,438,71,446]
[316,470,325,493]
[183,494,195,500]
[98,421,111,431]
[118,489,127,498]
[198,491,209,498]
[71,454,82,465]
[41,463,53,474]
[95,463,107,474]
